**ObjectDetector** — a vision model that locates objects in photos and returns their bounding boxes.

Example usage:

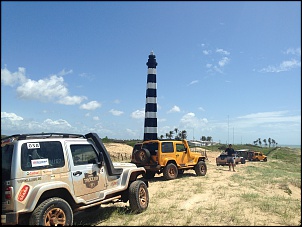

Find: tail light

[5,187,12,200]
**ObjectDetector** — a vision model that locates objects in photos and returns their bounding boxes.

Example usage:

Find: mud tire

[194,161,207,176]
[129,180,149,213]
[163,163,178,180]
[29,197,73,226]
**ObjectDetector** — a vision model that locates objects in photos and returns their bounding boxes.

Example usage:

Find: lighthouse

[143,51,158,141]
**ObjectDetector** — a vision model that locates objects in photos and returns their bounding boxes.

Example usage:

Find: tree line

[253,138,278,147]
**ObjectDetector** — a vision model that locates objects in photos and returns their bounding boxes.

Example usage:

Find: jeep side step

[85,133,123,176]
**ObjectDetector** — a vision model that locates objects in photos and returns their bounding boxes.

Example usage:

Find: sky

[1,1,301,145]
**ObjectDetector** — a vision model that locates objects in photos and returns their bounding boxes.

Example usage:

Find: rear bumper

[1,212,18,225]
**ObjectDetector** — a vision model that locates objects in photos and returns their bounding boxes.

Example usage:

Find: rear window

[2,144,14,181]
[21,141,65,171]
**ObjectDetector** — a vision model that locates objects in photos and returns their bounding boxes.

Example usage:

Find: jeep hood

[113,162,138,168]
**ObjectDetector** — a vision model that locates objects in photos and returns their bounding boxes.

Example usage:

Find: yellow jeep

[248,151,267,162]
[131,139,207,180]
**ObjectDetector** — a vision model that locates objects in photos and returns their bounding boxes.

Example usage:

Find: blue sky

[1,1,301,145]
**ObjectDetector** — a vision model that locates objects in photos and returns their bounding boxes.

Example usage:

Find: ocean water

[279,145,301,149]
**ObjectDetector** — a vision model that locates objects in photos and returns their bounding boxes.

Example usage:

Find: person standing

[225,144,236,172]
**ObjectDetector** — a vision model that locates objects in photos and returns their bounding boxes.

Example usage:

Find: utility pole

[233,127,234,145]
[228,115,229,145]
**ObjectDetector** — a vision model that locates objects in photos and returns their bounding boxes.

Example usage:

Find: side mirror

[97,152,104,167]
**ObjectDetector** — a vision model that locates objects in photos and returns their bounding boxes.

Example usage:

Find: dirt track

[96,143,301,226]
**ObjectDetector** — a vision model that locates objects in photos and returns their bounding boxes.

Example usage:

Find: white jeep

[1,132,149,225]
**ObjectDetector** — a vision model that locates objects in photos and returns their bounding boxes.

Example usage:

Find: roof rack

[1,133,85,142]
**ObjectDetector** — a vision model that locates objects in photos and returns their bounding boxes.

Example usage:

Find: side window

[176,144,186,152]
[21,141,64,171]
[70,144,98,166]
[161,142,174,153]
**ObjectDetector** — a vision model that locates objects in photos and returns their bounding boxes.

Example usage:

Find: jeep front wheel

[29,197,73,226]
[195,161,207,176]
[129,180,149,213]
[163,163,178,180]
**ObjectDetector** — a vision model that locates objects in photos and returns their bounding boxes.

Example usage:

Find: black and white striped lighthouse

[143,51,158,141]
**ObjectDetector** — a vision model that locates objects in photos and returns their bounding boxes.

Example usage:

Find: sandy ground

[102,143,301,226]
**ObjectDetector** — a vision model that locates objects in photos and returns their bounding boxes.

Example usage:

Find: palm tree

[258,138,262,147]
[165,133,169,139]
[174,128,178,136]
[206,136,212,141]
[180,130,187,140]
[272,139,276,147]
[169,131,174,139]
[268,138,271,148]
[263,139,267,147]
[160,135,164,139]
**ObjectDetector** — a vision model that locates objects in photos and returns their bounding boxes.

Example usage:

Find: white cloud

[93,116,99,121]
[58,69,73,76]
[283,47,301,56]
[16,75,68,101]
[216,48,230,55]
[1,67,27,86]
[57,95,87,105]
[131,109,145,119]
[202,50,211,55]
[188,80,198,86]
[80,101,101,110]
[218,57,230,67]
[1,112,23,121]
[109,109,124,116]
[179,112,208,130]
[1,67,89,105]
[260,59,301,73]
[167,105,181,113]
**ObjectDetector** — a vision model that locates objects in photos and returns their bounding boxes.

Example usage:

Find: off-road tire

[194,161,207,176]
[241,158,246,164]
[29,197,73,226]
[143,171,156,179]
[263,157,267,162]
[129,180,149,213]
[163,163,178,180]
[135,148,151,164]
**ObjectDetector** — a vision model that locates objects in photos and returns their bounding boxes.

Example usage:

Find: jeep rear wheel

[163,163,178,180]
[129,180,149,213]
[263,157,267,162]
[135,148,151,164]
[29,197,73,226]
[195,161,207,176]
[241,158,246,164]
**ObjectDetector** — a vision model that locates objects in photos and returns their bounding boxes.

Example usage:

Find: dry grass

[74,144,301,226]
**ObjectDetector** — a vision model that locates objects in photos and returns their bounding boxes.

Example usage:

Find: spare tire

[135,148,151,164]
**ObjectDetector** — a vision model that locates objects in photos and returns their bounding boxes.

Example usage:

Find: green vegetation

[73,146,301,226]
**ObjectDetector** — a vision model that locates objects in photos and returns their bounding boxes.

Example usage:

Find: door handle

[73,171,82,176]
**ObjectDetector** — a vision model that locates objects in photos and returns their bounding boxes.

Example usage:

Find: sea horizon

[279,144,301,149]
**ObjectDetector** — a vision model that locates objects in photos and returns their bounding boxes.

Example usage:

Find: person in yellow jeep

[225,144,236,172]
